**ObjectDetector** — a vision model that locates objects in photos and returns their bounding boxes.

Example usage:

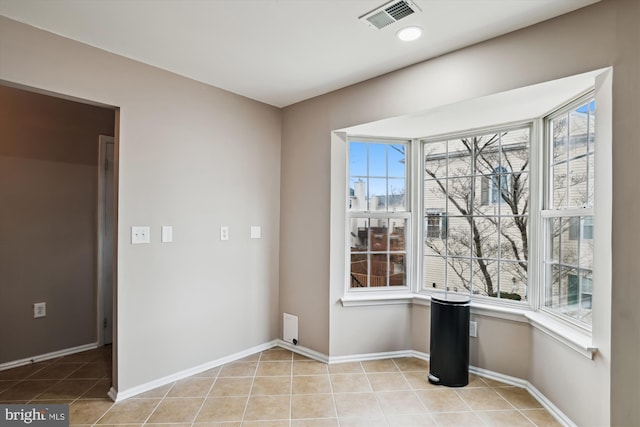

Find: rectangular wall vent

[359,0,421,30]
[283,313,298,345]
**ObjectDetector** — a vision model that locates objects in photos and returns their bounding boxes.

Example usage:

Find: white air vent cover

[359,0,421,30]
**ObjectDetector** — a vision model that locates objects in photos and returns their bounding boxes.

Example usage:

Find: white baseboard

[0,343,99,371]
[526,381,577,427]
[106,339,573,426]
[275,339,329,363]
[109,340,279,402]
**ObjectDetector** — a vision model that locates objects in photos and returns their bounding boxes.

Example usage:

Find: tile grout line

[289,352,293,427]
[237,351,263,425]
[190,365,221,425]
[325,357,340,427]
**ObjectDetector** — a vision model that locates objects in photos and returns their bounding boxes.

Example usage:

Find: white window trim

[540,92,598,333]
[345,137,412,293]
[418,120,536,309]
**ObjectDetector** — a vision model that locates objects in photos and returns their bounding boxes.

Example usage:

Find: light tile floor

[0,346,562,426]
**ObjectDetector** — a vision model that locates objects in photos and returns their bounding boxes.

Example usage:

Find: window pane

[424,141,448,179]
[471,258,497,297]
[560,224,578,266]
[349,142,367,177]
[388,178,406,212]
[369,218,389,252]
[424,256,446,291]
[473,217,499,259]
[369,144,387,177]
[448,139,473,177]
[568,155,588,207]
[369,177,387,211]
[474,134,500,176]
[552,165,568,209]
[349,178,367,212]
[447,177,473,214]
[350,253,368,288]
[350,218,368,252]
[501,260,527,301]
[388,144,406,178]
[552,114,568,164]
[550,218,561,262]
[424,179,446,210]
[447,216,471,257]
[500,216,527,261]
[448,257,471,294]
[390,254,406,286]
[371,253,389,287]
[389,218,407,252]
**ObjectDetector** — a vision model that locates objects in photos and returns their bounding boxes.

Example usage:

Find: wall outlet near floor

[470,321,477,338]
[34,302,46,318]
[283,313,298,345]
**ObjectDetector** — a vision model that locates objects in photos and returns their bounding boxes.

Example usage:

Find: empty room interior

[0,0,639,426]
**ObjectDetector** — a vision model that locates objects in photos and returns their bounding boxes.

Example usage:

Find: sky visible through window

[349,142,406,202]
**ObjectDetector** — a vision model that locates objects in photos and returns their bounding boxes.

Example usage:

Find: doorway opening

[0,81,119,394]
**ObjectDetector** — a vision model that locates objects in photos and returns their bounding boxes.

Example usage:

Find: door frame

[97,134,115,347]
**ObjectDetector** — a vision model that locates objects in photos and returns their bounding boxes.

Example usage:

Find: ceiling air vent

[359,0,421,30]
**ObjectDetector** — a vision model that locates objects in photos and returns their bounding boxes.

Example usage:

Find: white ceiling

[0,0,600,107]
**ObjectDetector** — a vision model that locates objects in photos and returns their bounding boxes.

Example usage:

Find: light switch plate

[34,302,46,318]
[161,226,173,243]
[131,226,150,244]
[250,226,261,239]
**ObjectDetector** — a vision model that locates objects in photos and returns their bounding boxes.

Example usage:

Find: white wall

[0,16,282,393]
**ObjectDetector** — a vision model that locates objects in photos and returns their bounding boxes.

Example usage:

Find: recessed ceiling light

[397,26,422,42]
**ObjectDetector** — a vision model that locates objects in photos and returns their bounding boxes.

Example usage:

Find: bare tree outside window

[423,128,530,300]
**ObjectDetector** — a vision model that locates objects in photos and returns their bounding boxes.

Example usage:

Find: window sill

[340,293,597,359]
[341,292,414,307]
[526,311,597,359]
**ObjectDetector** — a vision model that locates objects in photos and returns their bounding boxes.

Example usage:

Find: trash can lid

[431,292,471,305]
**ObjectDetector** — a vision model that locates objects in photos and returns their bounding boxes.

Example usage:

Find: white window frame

[540,92,597,331]
[419,122,535,309]
[345,137,412,293]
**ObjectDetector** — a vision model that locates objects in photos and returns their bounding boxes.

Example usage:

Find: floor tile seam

[28,362,88,381]
[238,350,266,424]
[190,371,221,424]
[138,395,166,426]
[69,378,104,402]
[451,389,476,413]
[287,351,293,427]
[473,408,537,427]
[89,398,117,426]
[363,369,395,426]
[508,407,541,426]
[404,372,431,415]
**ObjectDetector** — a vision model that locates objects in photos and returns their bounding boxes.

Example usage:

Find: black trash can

[428,292,470,387]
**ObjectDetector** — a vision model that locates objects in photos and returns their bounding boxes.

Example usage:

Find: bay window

[344,86,605,334]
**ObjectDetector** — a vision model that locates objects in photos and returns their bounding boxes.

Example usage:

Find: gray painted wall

[0,85,115,364]
[0,16,282,391]
[282,0,637,425]
[1,0,639,424]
